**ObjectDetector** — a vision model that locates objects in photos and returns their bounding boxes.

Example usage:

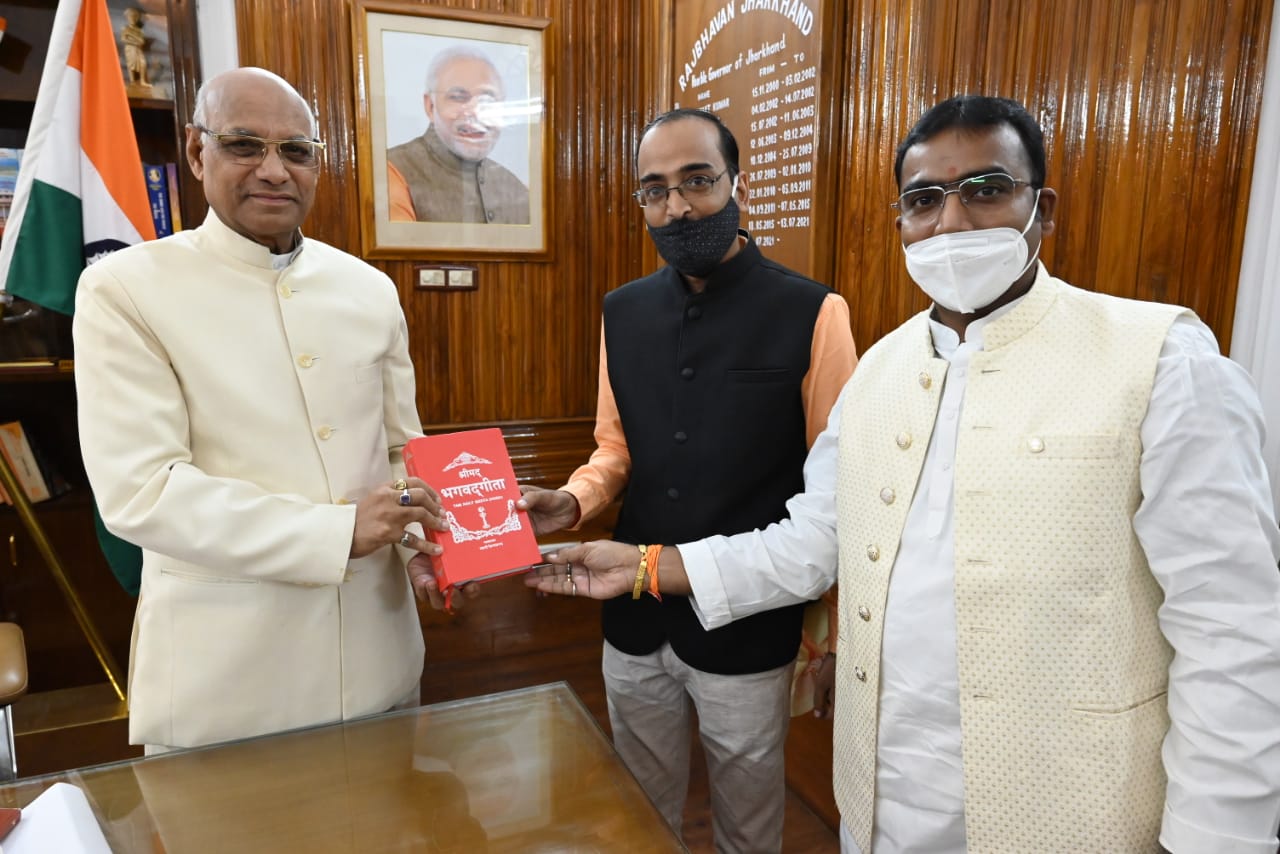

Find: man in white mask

[527,95,1280,854]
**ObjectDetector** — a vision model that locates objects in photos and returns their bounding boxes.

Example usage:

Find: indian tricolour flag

[0,0,151,594]
[0,0,155,316]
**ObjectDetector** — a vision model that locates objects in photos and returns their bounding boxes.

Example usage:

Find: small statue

[119,8,152,96]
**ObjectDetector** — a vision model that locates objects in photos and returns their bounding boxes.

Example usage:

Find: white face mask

[902,192,1041,314]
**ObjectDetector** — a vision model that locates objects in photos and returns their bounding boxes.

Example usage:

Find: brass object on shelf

[0,453,126,702]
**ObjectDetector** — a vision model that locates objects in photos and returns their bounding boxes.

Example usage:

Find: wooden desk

[0,682,685,852]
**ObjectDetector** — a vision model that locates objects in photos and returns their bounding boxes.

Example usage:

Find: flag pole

[0,450,126,702]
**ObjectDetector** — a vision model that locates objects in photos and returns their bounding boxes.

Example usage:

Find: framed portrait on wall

[351,1,552,260]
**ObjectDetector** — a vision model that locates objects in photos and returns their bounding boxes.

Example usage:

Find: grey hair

[191,69,319,138]
[424,46,502,97]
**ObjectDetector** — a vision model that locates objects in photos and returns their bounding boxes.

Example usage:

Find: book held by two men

[403,428,541,603]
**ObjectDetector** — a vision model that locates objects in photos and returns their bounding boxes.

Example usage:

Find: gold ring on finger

[393,479,408,491]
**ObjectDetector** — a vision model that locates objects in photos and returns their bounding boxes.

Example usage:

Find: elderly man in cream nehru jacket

[531,95,1280,854]
[73,67,461,753]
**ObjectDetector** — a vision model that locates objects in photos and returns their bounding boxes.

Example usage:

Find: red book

[402,428,541,601]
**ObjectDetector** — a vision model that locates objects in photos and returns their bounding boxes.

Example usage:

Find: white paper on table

[3,781,112,854]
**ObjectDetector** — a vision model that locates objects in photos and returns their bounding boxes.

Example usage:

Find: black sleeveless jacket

[601,234,829,674]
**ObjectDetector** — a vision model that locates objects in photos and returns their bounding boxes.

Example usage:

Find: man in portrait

[387,45,530,225]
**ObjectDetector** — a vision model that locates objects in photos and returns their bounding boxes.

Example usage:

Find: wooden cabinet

[0,0,202,701]
[0,372,134,693]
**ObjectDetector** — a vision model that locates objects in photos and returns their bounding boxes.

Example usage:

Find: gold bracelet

[631,544,648,600]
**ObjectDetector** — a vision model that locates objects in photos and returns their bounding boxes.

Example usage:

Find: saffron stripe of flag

[0,0,155,316]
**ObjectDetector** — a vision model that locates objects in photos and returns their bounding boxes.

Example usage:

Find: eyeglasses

[891,172,1032,223]
[633,169,731,208]
[191,124,326,170]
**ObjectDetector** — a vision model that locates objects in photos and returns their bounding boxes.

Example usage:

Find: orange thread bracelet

[646,544,663,601]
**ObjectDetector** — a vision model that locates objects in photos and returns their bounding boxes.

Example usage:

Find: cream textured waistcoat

[832,271,1187,852]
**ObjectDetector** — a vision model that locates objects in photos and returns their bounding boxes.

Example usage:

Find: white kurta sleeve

[681,380,848,629]
[1134,318,1280,853]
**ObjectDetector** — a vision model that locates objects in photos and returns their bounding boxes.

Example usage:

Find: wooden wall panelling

[809,0,852,291]
[165,0,206,229]
[833,0,1271,355]
[236,0,653,429]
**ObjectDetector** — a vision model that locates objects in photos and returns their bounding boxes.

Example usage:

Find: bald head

[185,66,321,253]
[193,67,318,139]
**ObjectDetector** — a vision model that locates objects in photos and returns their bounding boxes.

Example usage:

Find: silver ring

[400,531,413,547]
[565,563,573,581]
[570,580,577,597]
[399,488,412,506]
[393,479,408,491]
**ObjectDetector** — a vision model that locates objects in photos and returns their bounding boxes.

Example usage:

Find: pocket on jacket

[727,367,791,384]
[158,567,258,586]
[355,361,382,384]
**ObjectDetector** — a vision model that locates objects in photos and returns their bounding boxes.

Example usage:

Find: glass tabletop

[0,682,686,853]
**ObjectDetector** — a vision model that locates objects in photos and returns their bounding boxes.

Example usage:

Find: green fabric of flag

[94,503,141,596]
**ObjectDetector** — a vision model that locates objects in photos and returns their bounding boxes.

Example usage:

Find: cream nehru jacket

[832,270,1186,852]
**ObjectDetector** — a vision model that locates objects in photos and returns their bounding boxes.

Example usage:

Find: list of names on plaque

[673,1,823,275]
[745,51,817,250]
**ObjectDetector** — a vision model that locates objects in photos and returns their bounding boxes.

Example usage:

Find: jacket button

[687,306,702,320]
[486,210,496,221]
[857,606,871,621]
[854,666,867,682]
[316,426,333,440]
[278,284,292,299]
[297,354,315,368]
[895,432,912,450]
[880,487,895,505]
[674,431,688,443]
[1027,436,1045,453]
[666,488,680,500]
[681,367,695,380]
[866,544,880,562]
[918,372,932,389]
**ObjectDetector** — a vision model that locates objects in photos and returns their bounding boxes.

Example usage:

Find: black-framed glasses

[191,124,326,170]
[633,169,731,208]
[891,172,1032,222]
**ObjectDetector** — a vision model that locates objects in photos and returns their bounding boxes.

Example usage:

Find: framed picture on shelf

[106,0,174,102]
[350,1,551,260]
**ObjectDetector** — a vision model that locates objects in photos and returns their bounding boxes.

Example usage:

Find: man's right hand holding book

[516,486,582,535]
[350,476,477,612]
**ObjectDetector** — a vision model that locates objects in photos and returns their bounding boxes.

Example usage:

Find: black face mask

[646,197,741,278]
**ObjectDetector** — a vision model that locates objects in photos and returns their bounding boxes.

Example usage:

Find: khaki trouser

[603,640,792,854]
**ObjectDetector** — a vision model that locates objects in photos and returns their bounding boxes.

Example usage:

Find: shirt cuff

[677,539,734,631]
[1160,803,1280,854]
